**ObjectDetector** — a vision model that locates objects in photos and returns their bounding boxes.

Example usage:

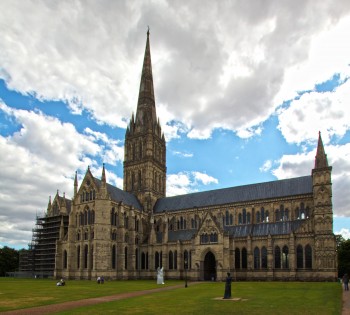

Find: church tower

[312,131,333,233]
[123,29,166,212]
[312,132,336,272]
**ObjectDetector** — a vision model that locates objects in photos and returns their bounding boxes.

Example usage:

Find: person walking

[343,273,349,291]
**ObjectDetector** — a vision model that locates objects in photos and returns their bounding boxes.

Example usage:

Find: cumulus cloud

[167,171,218,196]
[1,1,350,139]
[0,101,123,247]
[272,143,350,216]
[278,79,350,145]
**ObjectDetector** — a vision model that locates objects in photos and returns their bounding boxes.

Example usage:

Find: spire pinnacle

[314,131,329,169]
[135,28,157,130]
[101,163,106,184]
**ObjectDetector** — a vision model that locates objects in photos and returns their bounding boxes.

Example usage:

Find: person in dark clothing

[343,274,349,291]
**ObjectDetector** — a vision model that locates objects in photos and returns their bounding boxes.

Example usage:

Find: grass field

[0,278,342,314]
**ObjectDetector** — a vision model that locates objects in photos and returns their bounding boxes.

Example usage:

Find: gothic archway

[204,251,216,281]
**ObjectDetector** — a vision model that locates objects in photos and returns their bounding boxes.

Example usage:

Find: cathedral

[47,31,337,281]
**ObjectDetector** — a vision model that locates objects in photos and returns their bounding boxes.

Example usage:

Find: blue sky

[1,1,350,249]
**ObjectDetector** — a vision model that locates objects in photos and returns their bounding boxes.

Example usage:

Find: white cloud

[173,151,193,158]
[1,1,349,139]
[278,79,350,145]
[193,171,218,185]
[0,101,123,247]
[260,160,272,173]
[335,228,350,240]
[272,143,350,217]
[166,171,218,196]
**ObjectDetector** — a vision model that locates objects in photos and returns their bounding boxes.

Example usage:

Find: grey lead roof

[154,175,312,213]
[94,178,143,210]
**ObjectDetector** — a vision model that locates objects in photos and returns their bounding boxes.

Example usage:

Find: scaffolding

[19,214,69,278]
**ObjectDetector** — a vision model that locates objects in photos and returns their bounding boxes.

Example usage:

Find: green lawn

[0,278,342,314]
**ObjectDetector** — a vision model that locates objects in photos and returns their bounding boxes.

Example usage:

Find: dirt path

[343,288,350,315]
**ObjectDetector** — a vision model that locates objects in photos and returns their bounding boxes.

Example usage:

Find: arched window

[169,251,174,270]
[274,246,281,269]
[256,211,261,223]
[111,208,115,225]
[254,247,260,269]
[210,233,218,243]
[155,251,160,270]
[261,207,265,222]
[305,245,312,269]
[87,209,91,224]
[77,246,80,269]
[282,246,289,269]
[138,170,142,189]
[238,213,242,224]
[124,214,129,228]
[141,252,146,269]
[225,210,229,225]
[284,209,289,221]
[242,248,247,269]
[135,248,139,270]
[84,245,88,269]
[63,250,67,269]
[174,250,178,270]
[243,209,247,224]
[235,248,240,269]
[124,247,128,269]
[275,209,280,222]
[247,212,251,224]
[112,245,116,269]
[261,247,267,268]
[297,245,303,268]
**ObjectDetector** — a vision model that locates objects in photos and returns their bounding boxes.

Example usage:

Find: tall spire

[135,28,157,130]
[314,131,329,169]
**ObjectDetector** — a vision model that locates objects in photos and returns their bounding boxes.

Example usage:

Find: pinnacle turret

[314,131,329,169]
[101,163,106,185]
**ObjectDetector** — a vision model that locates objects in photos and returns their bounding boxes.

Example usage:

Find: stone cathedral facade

[52,31,337,281]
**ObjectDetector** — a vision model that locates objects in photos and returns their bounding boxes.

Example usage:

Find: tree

[0,246,19,276]
[337,235,350,278]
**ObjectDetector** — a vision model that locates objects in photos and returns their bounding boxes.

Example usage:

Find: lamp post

[185,258,188,288]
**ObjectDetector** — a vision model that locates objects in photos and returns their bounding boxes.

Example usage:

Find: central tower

[123,30,166,212]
